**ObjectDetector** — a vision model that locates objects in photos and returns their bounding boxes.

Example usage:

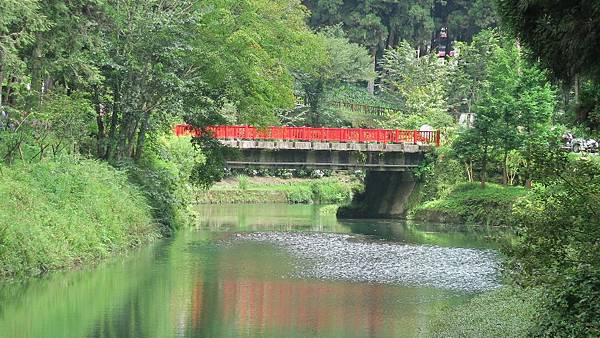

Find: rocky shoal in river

[224,231,500,293]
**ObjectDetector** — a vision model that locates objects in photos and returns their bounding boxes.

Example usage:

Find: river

[0,204,502,338]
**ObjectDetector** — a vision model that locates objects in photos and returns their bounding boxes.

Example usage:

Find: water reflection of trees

[0,206,485,338]
[339,219,504,249]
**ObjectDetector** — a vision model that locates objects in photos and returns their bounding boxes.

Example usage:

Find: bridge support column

[337,171,420,219]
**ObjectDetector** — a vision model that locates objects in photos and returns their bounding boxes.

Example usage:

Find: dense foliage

[496,0,600,131]
[0,157,158,278]
[0,0,371,227]
[506,151,600,336]
[304,0,497,61]
[447,30,556,186]
[378,41,454,129]
[491,3,600,335]
[2,2,600,334]
[412,182,525,226]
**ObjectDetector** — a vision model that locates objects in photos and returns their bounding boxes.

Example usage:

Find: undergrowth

[412,182,526,226]
[199,176,359,205]
[0,157,159,278]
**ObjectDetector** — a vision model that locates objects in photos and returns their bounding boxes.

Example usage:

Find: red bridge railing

[174,124,440,146]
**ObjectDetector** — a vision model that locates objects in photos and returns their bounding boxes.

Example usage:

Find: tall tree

[496,0,600,83]
[378,41,453,129]
[454,30,555,187]
[496,0,600,129]
[294,25,375,126]
[0,0,48,109]
[304,0,498,62]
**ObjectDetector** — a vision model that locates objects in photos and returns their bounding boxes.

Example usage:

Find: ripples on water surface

[0,204,505,338]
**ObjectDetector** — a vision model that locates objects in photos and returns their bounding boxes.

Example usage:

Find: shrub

[123,135,200,232]
[311,181,352,204]
[412,182,526,226]
[237,175,249,190]
[506,155,600,336]
[285,185,313,204]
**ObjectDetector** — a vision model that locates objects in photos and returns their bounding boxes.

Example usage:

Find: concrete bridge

[219,139,431,172]
[175,124,440,218]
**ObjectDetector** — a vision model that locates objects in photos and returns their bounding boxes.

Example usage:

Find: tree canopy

[496,0,600,83]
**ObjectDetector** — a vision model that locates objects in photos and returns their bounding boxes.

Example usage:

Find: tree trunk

[562,81,571,109]
[94,87,105,157]
[574,73,580,105]
[116,111,134,160]
[502,150,508,185]
[6,76,16,106]
[125,116,140,158]
[134,110,151,161]
[465,161,473,182]
[387,27,396,48]
[367,49,376,94]
[524,157,532,188]
[306,80,323,127]
[43,77,53,95]
[480,143,488,188]
[27,41,43,110]
[105,81,121,160]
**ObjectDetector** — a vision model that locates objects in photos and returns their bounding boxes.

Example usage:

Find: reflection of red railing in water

[173,124,440,146]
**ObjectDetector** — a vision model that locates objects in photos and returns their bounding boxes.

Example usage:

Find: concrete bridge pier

[337,171,421,219]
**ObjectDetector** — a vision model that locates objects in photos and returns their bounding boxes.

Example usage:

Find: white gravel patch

[224,232,501,292]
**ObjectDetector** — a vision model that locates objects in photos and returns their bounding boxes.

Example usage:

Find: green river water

[0,204,502,338]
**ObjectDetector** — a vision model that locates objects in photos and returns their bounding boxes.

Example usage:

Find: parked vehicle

[583,138,599,153]
[562,132,598,153]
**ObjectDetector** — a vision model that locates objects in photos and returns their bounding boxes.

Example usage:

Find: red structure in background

[174,124,441,147]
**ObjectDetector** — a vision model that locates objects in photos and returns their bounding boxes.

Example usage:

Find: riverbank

[195,175,362,205]
[410,183,527,226]
[0,158,160,279]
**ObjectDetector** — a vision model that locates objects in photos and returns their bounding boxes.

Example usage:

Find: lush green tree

[514,64,556,186]
[496,0,600,130]
[508,150,600,336]
[437,0,498,42]
[451,30,554,187]
[447,30,499,117]
[378,41,454,129]
[496,0,600,84]
[304,0,499,94]
[294,25,374,126]
[91,0,207,161]
[186,0,319,127]
[0,0,48,109]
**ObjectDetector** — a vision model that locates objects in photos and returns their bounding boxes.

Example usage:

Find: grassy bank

[196,175,362,205]
[0,157,160,278]
[411,183,527,226]
[427,287,541,337]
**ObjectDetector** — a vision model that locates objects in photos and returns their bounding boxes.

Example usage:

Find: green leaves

[506,153,600,336]
[451,29,556,185]
[293,25,374,126]
[378,41,454,129]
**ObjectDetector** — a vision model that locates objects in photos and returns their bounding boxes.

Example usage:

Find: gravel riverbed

[224,231,500,292]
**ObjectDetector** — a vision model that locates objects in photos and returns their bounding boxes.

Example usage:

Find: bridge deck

[174,124,440,146]
[174,124,432,171]
[219,140,431,153]
[226,161,418,171]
